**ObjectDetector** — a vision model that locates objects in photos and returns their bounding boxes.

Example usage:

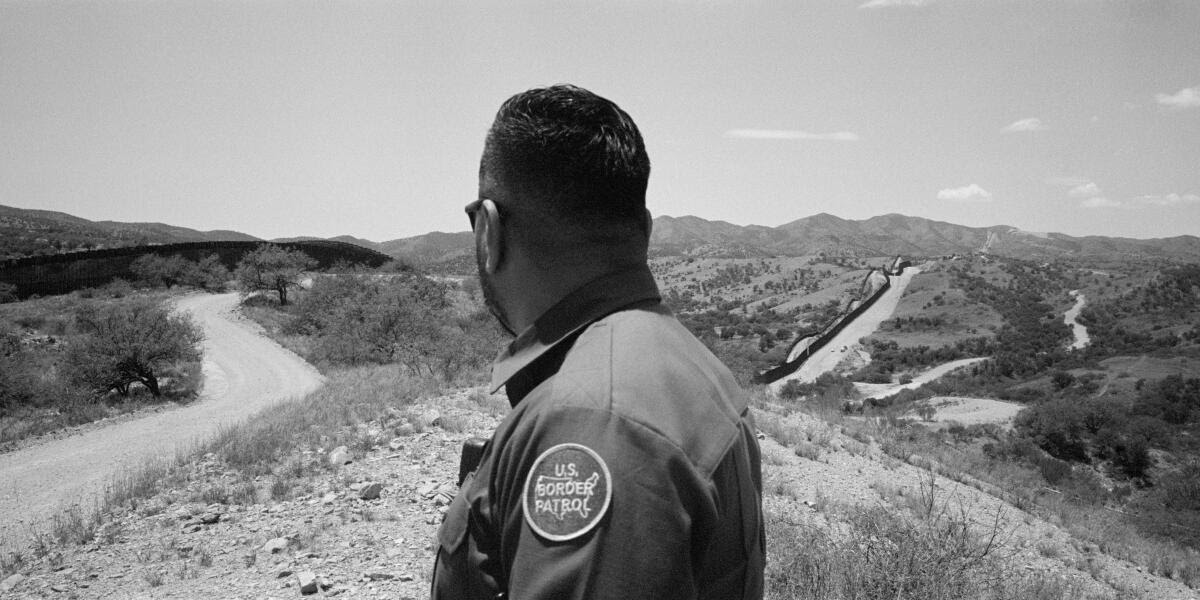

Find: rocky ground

[2,388,1198,599]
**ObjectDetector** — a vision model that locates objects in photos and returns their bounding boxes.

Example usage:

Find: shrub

[285,273,499,381]
[66,298,203,397]
[766,501,1013,600]
[0,282,17,304]
[1014,399,1088,462]
[235,245,315,305]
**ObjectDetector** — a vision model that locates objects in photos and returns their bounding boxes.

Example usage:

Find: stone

[395,423,415,437]
[418,409,441,429]
[262,537,289,554]
[199,512,221,524]
[365,572,395,581]
[328,446,353,466]
[358,482,383,500]
[0,574,25,593]
[388,438,405,451]
[321,492,338,505]
[297,571,319,595]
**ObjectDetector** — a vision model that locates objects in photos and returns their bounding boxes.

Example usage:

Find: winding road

[1064,290,1090,350]
[0,293,323,552]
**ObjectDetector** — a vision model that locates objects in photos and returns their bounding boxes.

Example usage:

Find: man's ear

[479,199,503,274]
[643,208,653,238]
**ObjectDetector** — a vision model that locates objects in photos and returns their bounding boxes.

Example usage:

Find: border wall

[0,240,391,299]
[753,257,906,385]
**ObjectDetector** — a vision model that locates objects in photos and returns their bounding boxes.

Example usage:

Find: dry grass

[765,475,1103,600]
[811,402,1200,590]
[4,363,453,562]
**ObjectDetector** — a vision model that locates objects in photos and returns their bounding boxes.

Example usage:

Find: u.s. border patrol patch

[522,443,612,542]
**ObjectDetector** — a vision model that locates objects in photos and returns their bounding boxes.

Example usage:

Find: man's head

[480,84,651,257]
[471,85,653,334]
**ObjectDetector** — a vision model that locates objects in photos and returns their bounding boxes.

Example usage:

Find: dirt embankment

[0,293,323,553]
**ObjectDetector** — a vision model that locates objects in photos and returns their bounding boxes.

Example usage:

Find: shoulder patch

[522,443,612,542]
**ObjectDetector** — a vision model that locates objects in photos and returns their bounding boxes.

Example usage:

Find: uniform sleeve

[491,404,716,600]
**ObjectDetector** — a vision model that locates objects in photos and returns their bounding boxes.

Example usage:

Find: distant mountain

[379,213,1200,268]
[7,203,1196,266]
[272,235,381,250]
[377,231,475,270]
[0,204,260,259]
[651,213,1200,262]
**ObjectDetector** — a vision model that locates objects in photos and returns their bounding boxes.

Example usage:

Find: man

[432,85,765,600]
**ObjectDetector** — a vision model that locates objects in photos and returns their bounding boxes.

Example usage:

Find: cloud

[1079,192,1199,209]
[1002,117,1045,133]
[1080,196,1119,209]
[859,0,930,8]
[1063,180,1112,208]
[724,129,860,142]
[1068,182,1103,199]
[1155,86,1200,110]
[1132,193,1200,206]
[937,184,993,203]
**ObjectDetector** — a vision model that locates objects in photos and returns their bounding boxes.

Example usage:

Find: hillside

[2,380,1195,599]
[5,253,1200,597]
[0,205,260,260]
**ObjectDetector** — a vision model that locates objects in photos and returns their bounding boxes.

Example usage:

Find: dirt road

[770,267,919,392]
[0,293,323,552]
[1065,289,1090,350]
[851,357,988,400]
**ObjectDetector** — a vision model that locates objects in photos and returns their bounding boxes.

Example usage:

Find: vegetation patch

[0,291,203,448]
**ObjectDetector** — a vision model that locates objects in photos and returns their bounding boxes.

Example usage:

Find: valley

[2,208,1200,598]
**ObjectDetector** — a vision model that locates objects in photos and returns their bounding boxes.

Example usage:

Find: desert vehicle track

[0,293,323,552]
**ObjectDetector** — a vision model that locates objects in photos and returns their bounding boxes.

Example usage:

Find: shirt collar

[489,264,661,394]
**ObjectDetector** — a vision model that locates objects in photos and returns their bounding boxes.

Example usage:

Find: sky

[2,0,1198,241]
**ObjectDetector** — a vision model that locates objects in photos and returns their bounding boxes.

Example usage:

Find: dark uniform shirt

[432,264,765,600]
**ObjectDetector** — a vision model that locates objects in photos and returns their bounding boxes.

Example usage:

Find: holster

[458,437,488,486]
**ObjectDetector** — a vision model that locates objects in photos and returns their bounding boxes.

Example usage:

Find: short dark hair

[482,85,651,247]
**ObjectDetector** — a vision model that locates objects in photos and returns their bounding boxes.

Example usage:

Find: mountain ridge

[4,204,1198,265]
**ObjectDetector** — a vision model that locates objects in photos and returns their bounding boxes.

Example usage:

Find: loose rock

[262,537,289,554]
[0,573,25,592]
[358,482,383,500]
[297,570,319,595]
[329,446,353,466]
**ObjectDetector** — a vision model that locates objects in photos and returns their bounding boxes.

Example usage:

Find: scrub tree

[67,298,203,397]
[234,245,316,305]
